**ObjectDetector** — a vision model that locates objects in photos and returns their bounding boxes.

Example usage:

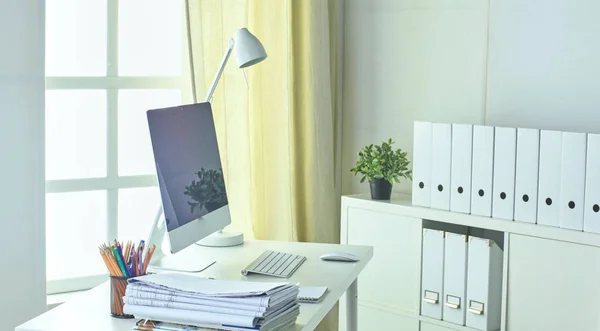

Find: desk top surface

[17,240,373,331]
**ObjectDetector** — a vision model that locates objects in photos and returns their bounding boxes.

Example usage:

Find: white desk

[17,240,372,331]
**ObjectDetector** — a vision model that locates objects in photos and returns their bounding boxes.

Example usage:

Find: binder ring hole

[438,185,443,192]
[500,192,506,200]
[478,189,484,197]
[546,198,552,206]
[522,194,529,202]
[569,201,576,209]
[457,186,464,194]
[594,204,599,213]
[419,182,424,189]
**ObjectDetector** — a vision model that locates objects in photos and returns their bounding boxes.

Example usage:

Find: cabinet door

[346,207,422,313]
[349,305,419,331]
[420,321,456,331]
[507,234,600,331]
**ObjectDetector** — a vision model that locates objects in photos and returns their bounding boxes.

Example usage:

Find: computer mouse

[320,252,359,262]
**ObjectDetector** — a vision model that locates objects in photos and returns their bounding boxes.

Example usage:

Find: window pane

[118,187,162,241]
[45,0,107,76]
[46,191,107,281]
[46,90,107,180]
[118,0,183,76]
[118,89,182,176]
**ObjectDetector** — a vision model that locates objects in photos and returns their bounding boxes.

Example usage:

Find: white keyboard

[241,250,306,278]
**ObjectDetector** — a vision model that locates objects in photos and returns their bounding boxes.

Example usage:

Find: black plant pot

[369,178,393,200]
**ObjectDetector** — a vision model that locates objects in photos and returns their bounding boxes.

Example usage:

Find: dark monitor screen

[147,102,228,233]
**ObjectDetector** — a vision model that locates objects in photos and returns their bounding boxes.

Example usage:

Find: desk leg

[346,279,358,331]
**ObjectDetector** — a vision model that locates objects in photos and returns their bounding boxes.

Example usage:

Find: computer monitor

[147,102,231,254]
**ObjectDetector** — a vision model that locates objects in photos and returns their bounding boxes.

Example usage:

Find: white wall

[486,0,600,133]
[0,1,46,330]
[342,0,600,195]
[342,0,489,195]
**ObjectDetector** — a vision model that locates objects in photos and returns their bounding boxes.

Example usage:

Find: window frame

[45,0,191,294]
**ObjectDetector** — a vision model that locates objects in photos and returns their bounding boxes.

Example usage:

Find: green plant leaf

[350,138,413,186]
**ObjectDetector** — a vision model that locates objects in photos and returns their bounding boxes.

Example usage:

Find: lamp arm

[205,38,235,103]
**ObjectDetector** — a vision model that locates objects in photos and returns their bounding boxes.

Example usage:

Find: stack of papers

[123,273,299,331]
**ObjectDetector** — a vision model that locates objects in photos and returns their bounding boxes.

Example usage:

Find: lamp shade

[234,28,267,68]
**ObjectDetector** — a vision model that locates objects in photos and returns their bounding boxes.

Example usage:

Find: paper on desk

[123,296,298,320]
[128,273,292,297]
[124,301,300,330]
[126,287,268,312]
[123,296,266,317]
[124,304,258,328]
[133,310,299,331]
[126,284,299,310]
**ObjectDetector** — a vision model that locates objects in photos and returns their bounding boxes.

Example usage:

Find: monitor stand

[196,229,244,247]
[145,208,217,273]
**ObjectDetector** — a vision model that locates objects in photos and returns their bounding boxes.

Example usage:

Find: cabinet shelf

[419,315,482,331]
[343,193,600,248]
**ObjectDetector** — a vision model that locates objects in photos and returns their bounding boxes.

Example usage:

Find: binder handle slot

[446,302,460,309]
[445,295,461,309]
[423,290,439,304]
[468,300,484,315]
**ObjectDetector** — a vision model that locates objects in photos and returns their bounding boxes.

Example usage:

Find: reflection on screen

[147,103,227,232]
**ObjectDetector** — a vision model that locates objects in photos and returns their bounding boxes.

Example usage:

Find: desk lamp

[194,27,267,103]
[192,27,267,246]
[146,27,267,262]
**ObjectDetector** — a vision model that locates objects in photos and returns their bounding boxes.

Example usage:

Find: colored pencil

[142,244,156,275]
[112,246,128,276]
[133,251,139,277]
[99,239,157,278]
[124,241,131,265]
[99,247,118,276]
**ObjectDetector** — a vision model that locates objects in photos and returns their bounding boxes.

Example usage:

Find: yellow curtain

[186,0,342,244]
[186,1,342,329]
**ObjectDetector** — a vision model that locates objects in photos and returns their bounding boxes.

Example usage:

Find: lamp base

[196,230,244,247]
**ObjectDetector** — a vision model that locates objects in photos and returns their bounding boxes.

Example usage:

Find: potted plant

[350,138,412,200]
[184,168,228,213]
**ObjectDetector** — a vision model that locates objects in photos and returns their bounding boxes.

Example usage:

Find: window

[45,0,190,293]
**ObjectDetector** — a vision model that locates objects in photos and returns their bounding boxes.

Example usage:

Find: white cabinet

[507,234,600,331]
[357,305,419,331]
[345,207,422,313]
[340,204,422,329]
[420,321,456,331]
[341,194,600,331]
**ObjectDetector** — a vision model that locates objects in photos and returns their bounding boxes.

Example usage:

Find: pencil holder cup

[110,276,134,319]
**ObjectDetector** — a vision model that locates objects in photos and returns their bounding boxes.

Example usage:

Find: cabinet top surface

[342,193,600,248]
